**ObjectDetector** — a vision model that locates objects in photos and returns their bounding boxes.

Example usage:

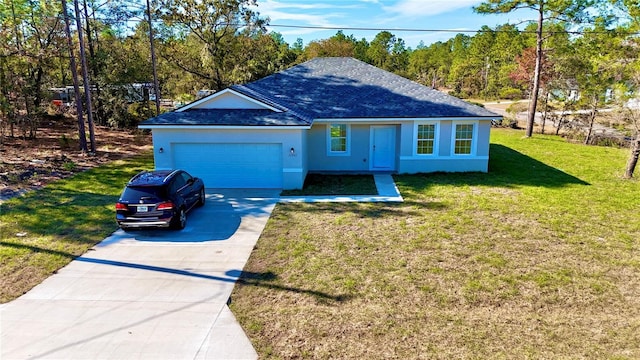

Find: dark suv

[116,170,205,230]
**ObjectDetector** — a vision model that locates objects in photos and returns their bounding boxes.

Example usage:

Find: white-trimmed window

[327,124,350,155]
[416,123,437,155]
[453,122,476,155]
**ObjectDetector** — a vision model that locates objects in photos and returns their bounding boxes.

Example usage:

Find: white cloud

[382,0,481,18]
[266,10,339,26]
[256,0,360,12]
[253,0,354,27]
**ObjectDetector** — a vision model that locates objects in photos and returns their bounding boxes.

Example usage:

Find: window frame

[326,123,351,156]
[414,122,439,156]
[451,121,477,156]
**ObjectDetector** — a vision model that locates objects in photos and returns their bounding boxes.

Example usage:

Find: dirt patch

[0,115,152,202]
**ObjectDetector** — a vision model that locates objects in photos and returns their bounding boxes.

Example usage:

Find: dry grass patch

[281,174,377,196]
[231,129,640,359]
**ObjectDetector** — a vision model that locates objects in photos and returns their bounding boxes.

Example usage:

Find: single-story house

[139,57,501,190]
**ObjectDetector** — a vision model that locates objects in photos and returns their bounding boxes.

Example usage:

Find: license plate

[137,206,148,212]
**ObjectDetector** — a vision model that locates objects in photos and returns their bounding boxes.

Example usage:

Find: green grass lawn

[0,153,153,302]
[231,128,640,359]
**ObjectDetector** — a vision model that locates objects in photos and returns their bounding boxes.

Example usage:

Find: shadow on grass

[231,269,352,303]
[276,201,427,219]
[1,154,152,245]
[395,144,589,194]
[0,241,77,259]
[488,144,590,187]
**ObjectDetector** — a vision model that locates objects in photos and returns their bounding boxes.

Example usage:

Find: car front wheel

[198,188,205,207]
[172,208,186,230]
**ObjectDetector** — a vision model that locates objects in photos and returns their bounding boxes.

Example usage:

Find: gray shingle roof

[141,57,500,126]
[138,109,304,126]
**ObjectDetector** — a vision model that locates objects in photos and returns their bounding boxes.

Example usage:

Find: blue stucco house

[140,57,501,190]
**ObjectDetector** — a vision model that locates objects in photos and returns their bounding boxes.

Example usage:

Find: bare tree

[60,0,88,152]
[475,0,597,138]
[146,0,161,115]
[620,106,640,178]
[72,0,96,152]
[626,133,640,178]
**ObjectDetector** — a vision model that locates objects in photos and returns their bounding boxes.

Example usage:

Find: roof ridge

[231,84,314,125]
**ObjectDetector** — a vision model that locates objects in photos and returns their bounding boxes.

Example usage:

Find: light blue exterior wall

[397,119,491,173]
[476,121,491,156]
[308,123,387,172]
[308,119,491,174]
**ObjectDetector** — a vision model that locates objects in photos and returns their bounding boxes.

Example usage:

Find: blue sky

[252,0,536,48]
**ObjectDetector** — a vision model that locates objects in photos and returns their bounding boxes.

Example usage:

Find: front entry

[371,125,396,170]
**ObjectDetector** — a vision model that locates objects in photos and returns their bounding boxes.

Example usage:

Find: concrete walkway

[1,190,279,360]
[279,174,403,203]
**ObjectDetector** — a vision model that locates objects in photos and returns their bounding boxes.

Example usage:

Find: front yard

[2,126,640,358]
[0,154,153,302]
[231,128,640,359]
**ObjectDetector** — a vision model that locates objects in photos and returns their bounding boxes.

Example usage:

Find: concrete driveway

[0,189,279,360]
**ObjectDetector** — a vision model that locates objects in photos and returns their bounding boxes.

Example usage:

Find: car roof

[127,170,178,186]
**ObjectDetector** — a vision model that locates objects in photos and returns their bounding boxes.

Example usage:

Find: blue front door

[371,126,396,170]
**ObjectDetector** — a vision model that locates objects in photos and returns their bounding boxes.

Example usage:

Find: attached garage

[171,143,283,188]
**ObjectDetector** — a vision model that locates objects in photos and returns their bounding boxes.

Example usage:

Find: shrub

[448,90,469,99]
[63,161,77,171]
[588,134,630,148]
[506,102,528,115]
[59,134,71,149]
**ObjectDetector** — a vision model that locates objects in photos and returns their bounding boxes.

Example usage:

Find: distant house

[48,83,156,109]
[139,57,501,190]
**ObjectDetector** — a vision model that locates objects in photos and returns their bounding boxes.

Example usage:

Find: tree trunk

[0,56,8,144]
[555,99,571,136]
[73,0,96,153]
[33,66,44,109]
[10,0,22,51]
[555,113,564,135]
[526,4,544,138]
[584,98,597,145]
[625,133,640,178]
[83,0,105,126]
[146,0,161,115]
[541,90,549,134]
[61,0,88,152]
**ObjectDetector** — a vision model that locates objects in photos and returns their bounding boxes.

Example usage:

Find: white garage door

[172,143,283,188]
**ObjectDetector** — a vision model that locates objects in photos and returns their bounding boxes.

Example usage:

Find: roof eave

[138,124,312,130]
[312,116,502,122]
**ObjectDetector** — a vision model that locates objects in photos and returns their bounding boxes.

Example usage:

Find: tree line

[1,0,639,175]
